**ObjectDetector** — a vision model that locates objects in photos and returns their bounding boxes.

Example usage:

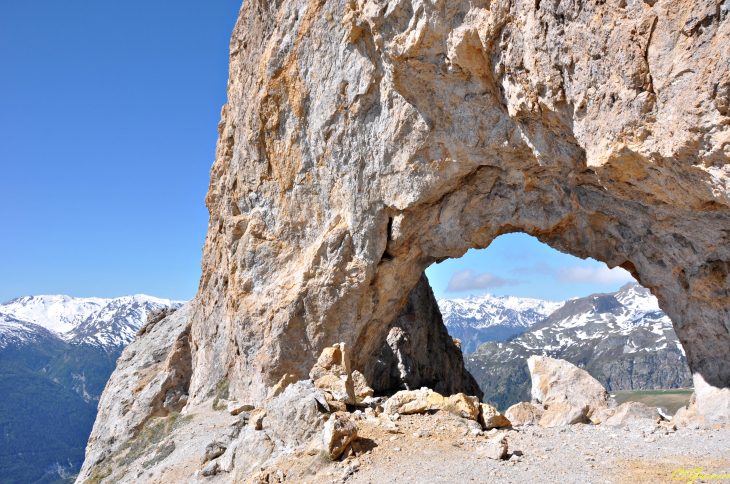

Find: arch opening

[425,233,692,413]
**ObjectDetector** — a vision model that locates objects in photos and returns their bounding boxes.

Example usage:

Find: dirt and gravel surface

[263,410,730,484]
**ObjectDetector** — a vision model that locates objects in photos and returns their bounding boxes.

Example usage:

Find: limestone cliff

[78,0,730,481]
[191,0,729,406]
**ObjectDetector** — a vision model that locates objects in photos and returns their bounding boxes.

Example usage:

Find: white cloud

[556,265,634,285]
[446,270,519,292]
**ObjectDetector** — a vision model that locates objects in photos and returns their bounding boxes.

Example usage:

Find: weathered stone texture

[189,0,730,413]
[81,0,730,479]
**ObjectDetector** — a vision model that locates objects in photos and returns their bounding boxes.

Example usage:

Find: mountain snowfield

[0,294,186,349]
[437,293,564,353]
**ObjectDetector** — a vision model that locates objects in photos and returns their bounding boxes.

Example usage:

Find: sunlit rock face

[76,0,730,480]
[189,0,729,408]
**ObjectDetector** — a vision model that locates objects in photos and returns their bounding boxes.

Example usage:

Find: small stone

[250,408,266,430]
[413,428,431,438]
[201,460,219,476]
[323,413,358,459]
[341,459,361,479]
[228,401,255,416]
[476,435,508,460]
[200,441,227,465]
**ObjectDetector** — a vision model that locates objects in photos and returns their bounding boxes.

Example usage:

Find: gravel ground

[267,411,730,484]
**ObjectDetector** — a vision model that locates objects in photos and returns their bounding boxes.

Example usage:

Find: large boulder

[264,380,330,448]
[505,402,544,427]
[672,375,730,427]
[539,402,590,428]
[598,401,662,427]
[444,393,481,421]
[528,356,613,427]
[479,403,511,429]
[383,388,446,415]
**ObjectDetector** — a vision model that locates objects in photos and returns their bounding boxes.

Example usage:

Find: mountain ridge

[0,294,185,349]
[437,293,564,353]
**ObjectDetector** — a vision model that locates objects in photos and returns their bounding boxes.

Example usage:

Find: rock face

[82,0,730,479]
[310,343,357,404]
[370,274,482,397]
[528,356,613,427]
[79,304,193,477]
[188,0,730,415]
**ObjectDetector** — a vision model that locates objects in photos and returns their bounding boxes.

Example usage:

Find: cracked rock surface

[79,0,730,481]
[188,0,730,413]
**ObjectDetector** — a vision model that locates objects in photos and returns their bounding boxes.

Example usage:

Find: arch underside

[188,0,730,413]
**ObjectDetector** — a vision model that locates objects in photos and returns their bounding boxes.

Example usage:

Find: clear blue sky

[0,2,634,304]
[0,1,241,302]
[425,233,634,302]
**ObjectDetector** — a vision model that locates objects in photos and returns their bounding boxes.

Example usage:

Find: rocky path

[267,411,729,484]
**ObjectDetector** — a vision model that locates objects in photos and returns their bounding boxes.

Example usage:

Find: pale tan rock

[246,471,270,484]
[383,389,446,415]
[686,374,730,426]
[228,401,255,416]
[444,393,480,421]
[322,414,358,460]
[325,398,348,413]
[505,402,544,427]
[539,403,590,428]
[249,408,266,431]
[306,438,325,456]
[528,356,611,423]
[479,403,511,429]
[79,0,730,480]
[599,401,662,427]
[266,373,298,400]
[352,370,374,400]
[310,344,356,405]
[476,435,508,460]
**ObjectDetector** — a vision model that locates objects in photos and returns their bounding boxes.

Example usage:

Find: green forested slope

[0,343,119,484]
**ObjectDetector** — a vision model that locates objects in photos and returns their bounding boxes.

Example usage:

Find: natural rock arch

[76,1,730,480]
[187,0,730,417]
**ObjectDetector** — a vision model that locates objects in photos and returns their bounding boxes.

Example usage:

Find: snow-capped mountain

[438,294,563,353]
[0,294,185,349]
[0,313,60,348]
[464,282,691,411]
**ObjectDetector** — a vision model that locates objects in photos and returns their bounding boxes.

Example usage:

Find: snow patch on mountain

[0,295,185,349]
[439,294,563,329]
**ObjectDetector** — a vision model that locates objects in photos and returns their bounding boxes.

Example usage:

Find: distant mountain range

[0,294,185,350]
[456,283,691,411]
[438,294,564,353]
[0,295,183,484]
